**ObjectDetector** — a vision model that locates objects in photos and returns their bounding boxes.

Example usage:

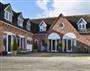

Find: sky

[0,0,90,19]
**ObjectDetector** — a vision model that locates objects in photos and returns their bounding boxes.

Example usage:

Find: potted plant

[12,39,18,55]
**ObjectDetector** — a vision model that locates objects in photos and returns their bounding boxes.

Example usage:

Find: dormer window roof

[4,4,13,22]
[39,21,47,32]
[39,21,47,27]
[77,18,87,25]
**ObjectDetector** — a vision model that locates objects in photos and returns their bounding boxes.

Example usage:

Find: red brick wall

[48,16,90,48]
[33,33,47,43]
[52,17,79,37]
[0,21,33,52]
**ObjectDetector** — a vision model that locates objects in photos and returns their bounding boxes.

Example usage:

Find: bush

[33,43,37,50]
[12,39,18,51]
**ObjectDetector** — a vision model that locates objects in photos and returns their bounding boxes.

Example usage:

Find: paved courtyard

[0,53,90,71]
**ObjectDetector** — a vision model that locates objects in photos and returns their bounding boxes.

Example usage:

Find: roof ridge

[31,14,90,20]
[65,14,90,17]
[31,17,57,20]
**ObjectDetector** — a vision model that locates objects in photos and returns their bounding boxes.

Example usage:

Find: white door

[3,34,12,54]
[27,40,32,51]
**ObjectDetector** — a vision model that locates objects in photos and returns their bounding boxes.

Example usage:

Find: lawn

[0,53,90,71]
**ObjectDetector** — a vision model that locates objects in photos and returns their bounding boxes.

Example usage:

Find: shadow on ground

[8,52,90,57]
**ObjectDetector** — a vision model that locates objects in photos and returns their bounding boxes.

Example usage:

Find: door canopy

[63,32,76,39]
[48,33,60,40]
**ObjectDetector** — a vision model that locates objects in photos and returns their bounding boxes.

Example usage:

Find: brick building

[0,3,90,54]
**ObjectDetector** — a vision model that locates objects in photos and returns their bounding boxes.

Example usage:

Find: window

[18,19,23,27]
[26,21,31,31]
[82,25,85,28]
[77,18,87,31]
[79,24,81,28]
[40,26,46,32]
[5,11,8,19]
[39,21,47,32]
[78,23,86,31]
[27,40,32,44]
[5,10,13,22]
[40,29,42,32]
[18,14,24,27]
[59,23,64,29]
[4,5,13,22]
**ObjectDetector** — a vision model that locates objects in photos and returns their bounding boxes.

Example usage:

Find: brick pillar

[0,31,3,53]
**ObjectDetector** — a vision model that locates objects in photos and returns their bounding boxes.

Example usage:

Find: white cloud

[36,0,49,10]
[36,0,90,18]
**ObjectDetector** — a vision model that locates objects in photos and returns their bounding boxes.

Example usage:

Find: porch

[2,31,33,54]
[47,32,77,53]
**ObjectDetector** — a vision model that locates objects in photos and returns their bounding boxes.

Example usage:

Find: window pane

[79,24,81,28]
[82,25,85,28]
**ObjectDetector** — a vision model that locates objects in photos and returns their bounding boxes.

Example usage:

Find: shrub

[12,39,18,51]
[33,42,37,50]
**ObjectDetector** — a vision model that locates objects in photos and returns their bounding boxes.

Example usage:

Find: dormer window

[78,23,86,31]
[77,18,87,31]
[4,5,13,22]
[26,20,31,31]
[18,14,24,27]
[39,21,47,32]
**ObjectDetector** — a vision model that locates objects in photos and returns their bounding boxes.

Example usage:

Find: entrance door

[49,39,51,51]
[49,39,56,52]
[66,39,72,52]
[52,40,55,52]
[64,39,72,52]
[8,35,12,53]
[19,37,26,51]
[3,34,12,53]
[64,39,67,52]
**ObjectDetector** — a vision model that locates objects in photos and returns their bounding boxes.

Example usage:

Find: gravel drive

[0,53,90,71]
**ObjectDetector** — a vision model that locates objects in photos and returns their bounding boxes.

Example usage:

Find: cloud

[36,0,49,10]
[36,0,90,18]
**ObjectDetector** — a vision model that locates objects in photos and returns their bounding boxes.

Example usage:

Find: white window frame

[26,21,31,31]
[77,18,87,31]
[4,5,13,22]
[18,14,24,27]
[39,21,47,32]
[78,23,86,31]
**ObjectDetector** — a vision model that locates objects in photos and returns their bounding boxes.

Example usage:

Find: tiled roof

[65,14,90,32]
[31,17,56,25]
[31,17,56,33]
[0,2,10,10]
[0,2,90,35]
[13,11,22,19]
[66,14,90,23]
[31,14,90,34]
[0,2,31,33]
